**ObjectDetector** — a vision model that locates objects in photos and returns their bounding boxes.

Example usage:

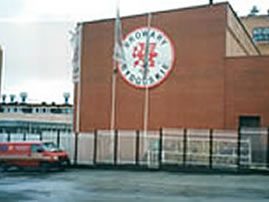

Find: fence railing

[0,127,269,172]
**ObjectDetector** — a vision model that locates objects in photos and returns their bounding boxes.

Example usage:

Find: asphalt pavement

[0,169,269,202]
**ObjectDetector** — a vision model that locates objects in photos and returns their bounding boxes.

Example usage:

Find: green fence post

[93,129,98,165]
[114,130,118,166]
[237,127,242,171]
[266,128,269,169]
[135,130,140,166]
[183,128,187,167]
[74,132,79,165]
[209,129,213,169]
[159,128,163,169]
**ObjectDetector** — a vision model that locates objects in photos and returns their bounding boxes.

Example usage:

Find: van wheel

[59,160,70,171]
[59,165,65,171]
[0,165,4,172]
[40,162,49,173]
[0,164,8,172]
[17,166,25,172]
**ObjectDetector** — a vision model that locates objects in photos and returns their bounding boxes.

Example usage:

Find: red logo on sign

[132,43,158,68]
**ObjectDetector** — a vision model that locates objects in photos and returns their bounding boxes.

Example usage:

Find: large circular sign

[118,27,175,88]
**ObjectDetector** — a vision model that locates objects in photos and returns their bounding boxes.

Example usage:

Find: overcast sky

[0,0,268,103]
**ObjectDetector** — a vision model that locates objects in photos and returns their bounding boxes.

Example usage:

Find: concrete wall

[0,113,72,124]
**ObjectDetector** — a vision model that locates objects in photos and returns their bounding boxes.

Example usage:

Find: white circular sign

[118,27,175,88]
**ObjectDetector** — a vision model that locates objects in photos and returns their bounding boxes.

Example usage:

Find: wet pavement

[0,169,269,202]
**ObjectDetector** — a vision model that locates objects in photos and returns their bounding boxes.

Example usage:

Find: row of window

[0,107,72,114]
[252,27,269,42]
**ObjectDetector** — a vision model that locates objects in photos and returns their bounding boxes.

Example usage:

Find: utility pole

[143,13,152,166]
[209,0,213,5]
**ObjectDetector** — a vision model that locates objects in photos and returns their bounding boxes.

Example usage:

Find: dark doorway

[239,116,263,165]
[239,116,261,128]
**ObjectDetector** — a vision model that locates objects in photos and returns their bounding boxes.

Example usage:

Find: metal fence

[0,127,269,172]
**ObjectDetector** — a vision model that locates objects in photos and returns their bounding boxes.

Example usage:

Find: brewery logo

[118,27,175,88]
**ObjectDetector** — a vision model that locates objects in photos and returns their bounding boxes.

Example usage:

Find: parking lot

[0,169,269,202]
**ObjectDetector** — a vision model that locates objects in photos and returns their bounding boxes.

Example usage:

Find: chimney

[2,94,6,103]
[20,92,27,103]
[249,5,259,16]
[10,94,16,103]
[63,92,70,104]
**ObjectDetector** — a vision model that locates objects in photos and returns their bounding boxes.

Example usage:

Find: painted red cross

[132,43,158,68]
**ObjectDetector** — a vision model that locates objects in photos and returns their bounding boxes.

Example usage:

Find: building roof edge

[81,2,230,25]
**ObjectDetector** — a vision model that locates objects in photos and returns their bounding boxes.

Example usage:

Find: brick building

[74,3,269,132]
[241,15,269,55]
[0,94,72,132]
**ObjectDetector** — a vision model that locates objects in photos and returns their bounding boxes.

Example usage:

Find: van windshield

[42,142,61,152]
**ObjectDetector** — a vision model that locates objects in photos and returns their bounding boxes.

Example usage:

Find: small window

[22,108,32,113]
[51,108,62,114]
[35,108,39,113]
[31,144,43,153]
[252,27,269,42]
[43,108,46,113]
[239,116,261,128]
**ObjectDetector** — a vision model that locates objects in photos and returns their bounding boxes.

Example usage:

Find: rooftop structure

[0,95,73,132]
[241,14,269,55]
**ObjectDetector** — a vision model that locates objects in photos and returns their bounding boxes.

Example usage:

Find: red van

[0,141,70,172]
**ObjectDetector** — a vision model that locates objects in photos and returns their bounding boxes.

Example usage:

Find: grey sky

[0,22,74,103]
[0,0,268,103]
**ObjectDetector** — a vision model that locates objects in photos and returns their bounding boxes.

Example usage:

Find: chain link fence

[0,127,268,172]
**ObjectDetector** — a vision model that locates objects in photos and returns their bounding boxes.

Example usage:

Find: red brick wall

[75,3,269,132]
[76,4,228,132]
[225,56,269,128]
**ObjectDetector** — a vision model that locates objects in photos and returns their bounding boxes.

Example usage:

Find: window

[239,116,261,128]
[31,144,44,153]
[50,108,62,114]
[252,27,269,43]
[22,108,32,113]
